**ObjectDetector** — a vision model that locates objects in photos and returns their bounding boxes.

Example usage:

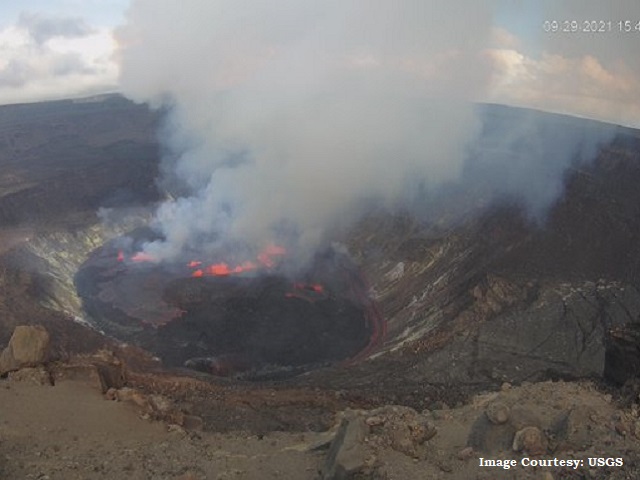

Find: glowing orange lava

[206,263,231,276]
[124,244,289,277]
[186,245,287,277]
[131,252,156,263]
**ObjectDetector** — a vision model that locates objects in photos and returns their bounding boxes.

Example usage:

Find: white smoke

[116,0,496,262]
[116,1,624,264]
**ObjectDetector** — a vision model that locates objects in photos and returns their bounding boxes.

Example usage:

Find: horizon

[0,1,637,128]
[2,92,636,133]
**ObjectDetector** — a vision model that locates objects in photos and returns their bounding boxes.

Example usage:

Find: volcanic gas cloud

[116,0,496,265]
[115,1,624,266]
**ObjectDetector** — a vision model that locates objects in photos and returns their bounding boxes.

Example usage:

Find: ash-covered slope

[0,94,161,226]
[337,118,640,395]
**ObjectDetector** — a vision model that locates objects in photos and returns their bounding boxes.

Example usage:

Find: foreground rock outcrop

[322,406,437,479]
[0,325,50,375]
[319,381,640,479]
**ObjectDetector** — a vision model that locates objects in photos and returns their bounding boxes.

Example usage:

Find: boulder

[7,366,53,385]
[0,325,50,375]
[51,350,127,393]
[322,405,437,478]
[94,361,127,393]
[457,447,475,460]
[550,405,598,451]
[469,405,543,454]
[116,387,151,411]
[148,394,173,415]
[467,415,515,453]
[322,412,372,480]
[485,401,510,425]
[512,426,548,456]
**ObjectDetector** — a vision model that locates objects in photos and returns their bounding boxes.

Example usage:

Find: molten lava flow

[206,263,231,276]
[114,244,289,279]
[131,252,157,263]
[115,250,155,263]
[186,245,287,277]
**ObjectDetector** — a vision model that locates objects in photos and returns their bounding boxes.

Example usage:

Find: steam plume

[116,1,619,263]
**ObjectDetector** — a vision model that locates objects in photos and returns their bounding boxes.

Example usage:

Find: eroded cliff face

[26,220,150,317]
[341,132,640,390]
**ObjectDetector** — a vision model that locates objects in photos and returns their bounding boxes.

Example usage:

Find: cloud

[485,0,640,127]
[0,12,117,104]
[17,11,94,45]
[485,44,640,127]
[490,27,521,50]
[0,57,32,88]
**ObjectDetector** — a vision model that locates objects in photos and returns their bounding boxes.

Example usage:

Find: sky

[0,0,638,127]
[0,0,127,104]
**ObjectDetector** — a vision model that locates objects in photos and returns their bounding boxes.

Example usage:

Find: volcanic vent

[75,234,384,379]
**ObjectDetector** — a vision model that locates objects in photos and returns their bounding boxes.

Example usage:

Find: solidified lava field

[75,239,382,379]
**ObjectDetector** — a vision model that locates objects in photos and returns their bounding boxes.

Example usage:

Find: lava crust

[75,244,381,378]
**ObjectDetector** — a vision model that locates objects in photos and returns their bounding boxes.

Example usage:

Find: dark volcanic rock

[76,246,374,377]
[157,274,370,371]
[409,281,640,385]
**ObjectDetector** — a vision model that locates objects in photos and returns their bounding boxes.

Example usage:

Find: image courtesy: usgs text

[479,457,624,471]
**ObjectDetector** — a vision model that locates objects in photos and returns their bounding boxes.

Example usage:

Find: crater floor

[75,241,379,378]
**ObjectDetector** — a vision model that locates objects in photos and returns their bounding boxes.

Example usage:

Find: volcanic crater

[4,95,640,407]
[75,235,383,379]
